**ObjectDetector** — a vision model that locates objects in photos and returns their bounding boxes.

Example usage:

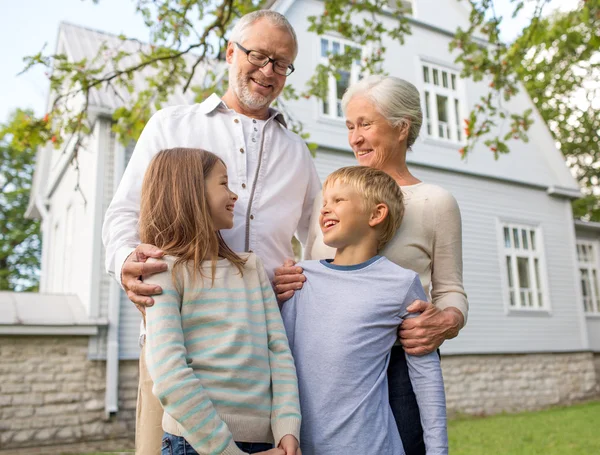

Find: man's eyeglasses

[234,42,295,77]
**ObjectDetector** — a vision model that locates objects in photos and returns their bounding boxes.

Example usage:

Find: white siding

[312,148,585,354]
[42,123,103,313]
[412,0,472,31]
[89,125,117,359]
[99,130,116,322]
[575,228,600,352]
[588,318,600,352]
[284,0,579,192]
[118,144,143,359]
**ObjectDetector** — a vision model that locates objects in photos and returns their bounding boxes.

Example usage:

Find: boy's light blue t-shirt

[281,256,448,455]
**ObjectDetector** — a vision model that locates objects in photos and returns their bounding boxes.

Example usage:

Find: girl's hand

[278,434,300,455]
[273,259,305,304]
[255,449,285,455]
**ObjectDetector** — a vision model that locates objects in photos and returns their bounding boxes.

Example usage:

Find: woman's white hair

[229,10,298,59]
[342,75,423,149]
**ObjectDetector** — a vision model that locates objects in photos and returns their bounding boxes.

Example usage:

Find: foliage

[449,401,600,454]
[16,1,551,150]
[10,0,599,219]
[514,1,600,221]
[0,110,42,291]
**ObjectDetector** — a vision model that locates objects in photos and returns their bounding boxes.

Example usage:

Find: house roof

[55,22,222,112]
[0,291,107,335]
[575,220,600,233]
[27,22,226,220]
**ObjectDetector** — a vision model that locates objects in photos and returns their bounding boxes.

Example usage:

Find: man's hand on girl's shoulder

[122,243,166,314]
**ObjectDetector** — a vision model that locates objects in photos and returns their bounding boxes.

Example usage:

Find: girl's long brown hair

[139,147,246,286]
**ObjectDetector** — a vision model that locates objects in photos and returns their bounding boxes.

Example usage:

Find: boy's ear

[369,203,389,228]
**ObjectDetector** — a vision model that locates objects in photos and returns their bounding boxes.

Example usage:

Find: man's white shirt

[102,93,321,287]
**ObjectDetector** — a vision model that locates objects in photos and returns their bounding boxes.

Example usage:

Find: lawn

[448,400,600,455]
[76,401,600,455]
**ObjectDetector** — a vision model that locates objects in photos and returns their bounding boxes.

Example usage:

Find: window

[422,62,464,143]
[501,223,547,309]
[577,242,600,314]
[319,37,363,119]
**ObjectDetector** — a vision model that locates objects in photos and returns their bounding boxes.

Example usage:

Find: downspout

[105,274,121,416]
[105,132,126,417]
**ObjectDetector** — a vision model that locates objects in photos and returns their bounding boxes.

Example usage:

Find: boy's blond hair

[323,166,404,251]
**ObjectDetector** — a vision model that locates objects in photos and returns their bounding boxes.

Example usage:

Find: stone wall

[1,336,599,452]
[0,336,137,453]
[442,351,600,416]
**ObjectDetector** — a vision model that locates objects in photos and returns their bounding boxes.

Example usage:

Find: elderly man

[102,10,319,455]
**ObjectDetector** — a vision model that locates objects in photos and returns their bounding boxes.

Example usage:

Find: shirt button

[234,118,239,123]
[250,214,254,220]
[254,127,258,132]
[252,119,256,123]
[239,148,244,153]
[252,138,256,142]
[241,183,246,189]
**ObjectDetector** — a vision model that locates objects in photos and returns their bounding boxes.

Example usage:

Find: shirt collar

[198,93,288,128]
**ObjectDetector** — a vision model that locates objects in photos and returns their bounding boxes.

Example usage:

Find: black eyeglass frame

[234,42,295,77]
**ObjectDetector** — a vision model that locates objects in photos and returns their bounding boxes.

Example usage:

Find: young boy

[281,166,448,455]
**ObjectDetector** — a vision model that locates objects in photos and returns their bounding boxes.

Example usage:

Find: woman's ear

[369,203,389,227]
[398,120,410,143]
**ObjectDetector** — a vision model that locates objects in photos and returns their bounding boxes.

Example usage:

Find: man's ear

[225,42,235,64]
[369,203,389,227]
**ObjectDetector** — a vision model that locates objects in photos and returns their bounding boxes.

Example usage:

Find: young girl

[139,148,301,455]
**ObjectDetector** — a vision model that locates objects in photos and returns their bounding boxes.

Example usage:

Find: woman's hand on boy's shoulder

[122,243,167,314]
[399,301,463,356]
[273,259,306,304]
[278,434,301,455]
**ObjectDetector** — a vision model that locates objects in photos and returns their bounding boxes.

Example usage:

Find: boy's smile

[319,180,373,250]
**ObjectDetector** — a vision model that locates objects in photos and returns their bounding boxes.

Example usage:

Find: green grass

[448,401,600,454]
[75,402,600,455]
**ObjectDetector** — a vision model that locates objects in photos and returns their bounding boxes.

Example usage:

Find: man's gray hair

[229,10,298,59]
[341,75,423,149]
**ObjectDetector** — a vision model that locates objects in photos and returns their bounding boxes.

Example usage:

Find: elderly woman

[274,75,468,455]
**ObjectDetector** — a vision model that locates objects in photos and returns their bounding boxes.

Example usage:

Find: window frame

[497,220,551,313]
[317,36,365,121]
[576,240,600,315]
[420,59,466,145]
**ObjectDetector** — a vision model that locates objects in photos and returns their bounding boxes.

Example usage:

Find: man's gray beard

[230,71,273,111]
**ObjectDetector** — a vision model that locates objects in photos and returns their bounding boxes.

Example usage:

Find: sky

[0,0,578,124]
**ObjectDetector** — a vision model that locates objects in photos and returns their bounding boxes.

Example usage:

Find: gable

[283,0,579,194]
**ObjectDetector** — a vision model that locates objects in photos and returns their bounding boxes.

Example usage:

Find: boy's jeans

[388,345,426,455]
[161,432,273,454]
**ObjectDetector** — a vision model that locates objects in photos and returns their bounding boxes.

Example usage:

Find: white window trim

[317,35,365,121]
[496,219,551,314]
[576,240,600,315]
[419,58,467,146]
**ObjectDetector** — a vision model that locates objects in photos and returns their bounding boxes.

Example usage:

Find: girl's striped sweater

[144,253,301,455]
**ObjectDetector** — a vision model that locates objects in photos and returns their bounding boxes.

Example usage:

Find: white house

[2,0,598,451]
